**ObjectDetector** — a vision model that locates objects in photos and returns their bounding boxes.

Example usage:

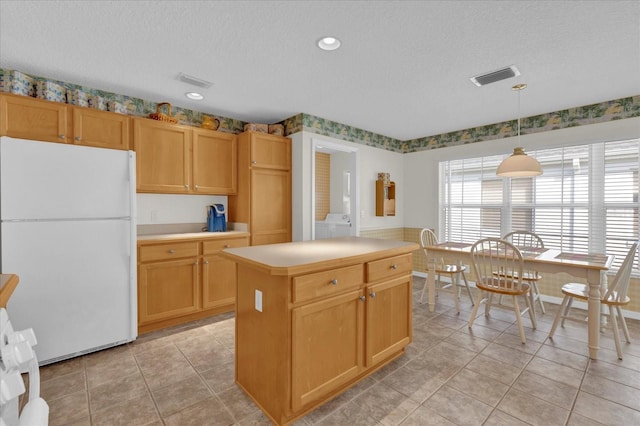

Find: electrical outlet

[255,289,263,312]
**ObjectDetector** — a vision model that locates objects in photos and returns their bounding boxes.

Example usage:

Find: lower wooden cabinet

[137,233,249,333]
[202,237,247,310]
[138,257,199,324]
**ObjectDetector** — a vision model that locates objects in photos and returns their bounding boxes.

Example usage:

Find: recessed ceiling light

[317,36,341,51]
[185,92,204,100]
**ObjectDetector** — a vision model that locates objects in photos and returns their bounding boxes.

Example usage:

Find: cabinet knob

[168,249,176,254]
[204,260,209,265]
[75,136,81,142]
[59,134,65,140]
[369,291,376,298]
[194,261,199,265]
[224,244,231,248]
[251,160,257,164]
[330,279,338,286]
[184,184,189,189]
[195,184,199,190]
[359,295,366,302]
[391,264,398,270]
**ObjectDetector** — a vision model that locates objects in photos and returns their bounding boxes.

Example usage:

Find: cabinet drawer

[366,254,413,282]
[292,264,363,303]
[203,237,249,255]
[139,242,199,262]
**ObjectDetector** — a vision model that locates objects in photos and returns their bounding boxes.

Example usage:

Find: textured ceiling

[1,0,639,140]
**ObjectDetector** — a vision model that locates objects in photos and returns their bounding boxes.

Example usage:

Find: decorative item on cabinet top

[268,124,284,136]
[148,102,178,124]
[201,115,220,130]
[244,123,269,133]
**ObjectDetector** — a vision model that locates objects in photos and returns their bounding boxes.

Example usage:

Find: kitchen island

[221,236,419,425]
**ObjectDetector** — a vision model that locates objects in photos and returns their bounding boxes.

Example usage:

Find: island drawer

[139,242,199,262]
[366,254,413,282]
[292,264,364,303]
[203,237,249,255]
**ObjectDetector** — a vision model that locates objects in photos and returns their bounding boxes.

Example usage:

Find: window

[440,138,640,272]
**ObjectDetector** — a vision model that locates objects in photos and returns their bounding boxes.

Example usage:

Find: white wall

[291,131,405,241]
[137,194,227,225]
[403,117,640,232]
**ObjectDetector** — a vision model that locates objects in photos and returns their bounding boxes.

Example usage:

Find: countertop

[137,231,250,244]
[221,236,419,276]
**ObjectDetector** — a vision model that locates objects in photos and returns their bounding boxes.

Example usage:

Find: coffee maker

[207,204,227,232]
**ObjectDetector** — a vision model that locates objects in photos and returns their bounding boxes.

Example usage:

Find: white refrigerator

[0,136,137,365]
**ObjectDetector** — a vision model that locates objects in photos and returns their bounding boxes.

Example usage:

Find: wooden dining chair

[502,230,546,314]
[468,238,537,343]
[549,242,637,359]
[419,228,474,313]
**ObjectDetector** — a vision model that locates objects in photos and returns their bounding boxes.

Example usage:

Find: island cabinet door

[365,275,412,367]
[291,289,365,411]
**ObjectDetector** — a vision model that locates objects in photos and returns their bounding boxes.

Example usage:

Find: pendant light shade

[496,147,543,177]
[497,84,543,178]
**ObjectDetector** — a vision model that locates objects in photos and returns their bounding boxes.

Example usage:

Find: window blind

[439,138,640,273]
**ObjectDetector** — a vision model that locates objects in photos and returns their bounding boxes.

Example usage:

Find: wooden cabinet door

[192,129,237,194]
[250,168,291,246]
[0,94,69,143]
[249,132,291,170]
[202,254,237,310]
[133,118,191,193]
[365,275,412,367]
[73,107,130,150]
[138,258,199,324]
[291,289,365,411]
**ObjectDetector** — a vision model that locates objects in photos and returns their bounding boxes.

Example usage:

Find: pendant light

[496,84,543,177]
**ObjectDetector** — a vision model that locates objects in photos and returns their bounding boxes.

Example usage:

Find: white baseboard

[412,270,640,321]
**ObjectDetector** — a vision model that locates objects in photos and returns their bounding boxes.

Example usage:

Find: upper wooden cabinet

[0,93,70,143]
[0,93,130,150]
[132,117,237,195]
[192,128,237,194]
[248,131,291,170]
[73,107,130,150]
[133,117,191,193]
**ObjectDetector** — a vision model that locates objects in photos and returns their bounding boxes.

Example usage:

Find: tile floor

[29,277,640,425]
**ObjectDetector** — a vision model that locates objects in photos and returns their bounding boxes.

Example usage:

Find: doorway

[311,138,359,240]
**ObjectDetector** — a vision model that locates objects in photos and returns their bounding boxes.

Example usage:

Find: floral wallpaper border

[3,68,638,152]
[0,68,246,133]
[281,95,640,153]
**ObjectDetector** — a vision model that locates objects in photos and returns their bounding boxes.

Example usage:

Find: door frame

[311,137,360,239]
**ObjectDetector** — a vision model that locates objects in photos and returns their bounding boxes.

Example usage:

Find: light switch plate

[255,289,263,312]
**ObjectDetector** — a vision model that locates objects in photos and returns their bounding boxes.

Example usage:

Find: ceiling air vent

[177,72,213,89]
[470,65,520,87]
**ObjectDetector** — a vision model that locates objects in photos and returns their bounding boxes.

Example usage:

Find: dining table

[423,241,614,360]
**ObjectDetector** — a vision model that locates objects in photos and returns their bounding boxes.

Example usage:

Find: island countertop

[221,236,419,276]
